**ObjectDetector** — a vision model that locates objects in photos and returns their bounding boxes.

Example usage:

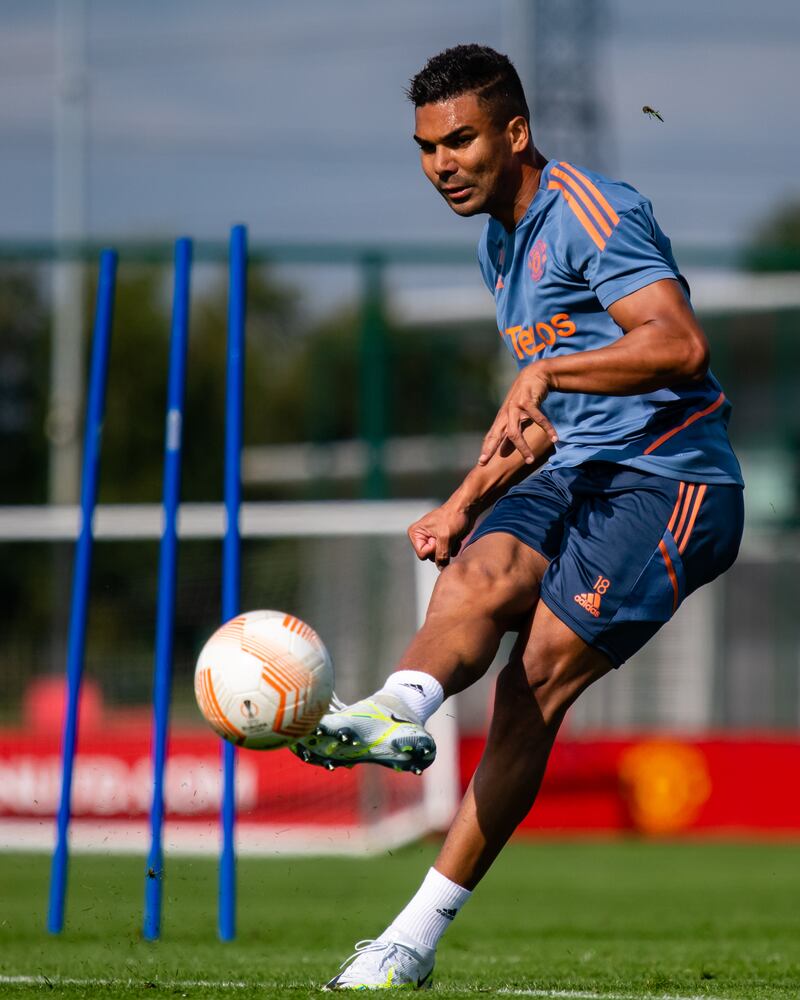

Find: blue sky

[0,0,798,251]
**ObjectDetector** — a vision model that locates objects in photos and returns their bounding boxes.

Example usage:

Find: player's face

[413,93,524,218]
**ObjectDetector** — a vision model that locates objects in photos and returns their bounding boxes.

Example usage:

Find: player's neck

[497,147,548,232]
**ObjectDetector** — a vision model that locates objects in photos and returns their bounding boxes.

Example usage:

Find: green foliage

[386,327,497,437]
[99,264,303,503]
[743,200,800,271]
[0,271,54,699]
[0,268,49,503]
[298,308,360,445]
[301,311,496,445]
[1,841,799,998]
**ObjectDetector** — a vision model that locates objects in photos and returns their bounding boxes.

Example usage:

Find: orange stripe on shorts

[672,484,696,543]
[659,540,680,613]
[667,482,686,534]
[677,484,707,554]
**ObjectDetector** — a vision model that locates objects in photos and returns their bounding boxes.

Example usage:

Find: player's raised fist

[407,502,474,569]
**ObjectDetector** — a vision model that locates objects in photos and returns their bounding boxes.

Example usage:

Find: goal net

[0,501,459,856]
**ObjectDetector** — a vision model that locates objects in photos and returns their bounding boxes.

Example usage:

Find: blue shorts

[468,462,744,666]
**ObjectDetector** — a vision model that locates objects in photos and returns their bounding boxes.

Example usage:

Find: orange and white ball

[194,610,333,750]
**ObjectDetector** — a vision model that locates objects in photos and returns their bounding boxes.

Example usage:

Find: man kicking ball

[293,44,744,989]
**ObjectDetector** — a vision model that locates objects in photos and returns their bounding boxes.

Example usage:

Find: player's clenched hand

[407,502,475,569]
[478,366,557,465]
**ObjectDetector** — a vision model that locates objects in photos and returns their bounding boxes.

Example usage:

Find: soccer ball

[194,610,334,750]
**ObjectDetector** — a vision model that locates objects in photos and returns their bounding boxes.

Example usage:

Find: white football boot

[324,936,435,990]
[290,692,436,775]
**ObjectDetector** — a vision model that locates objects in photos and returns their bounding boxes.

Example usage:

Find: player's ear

[507,115,530,154]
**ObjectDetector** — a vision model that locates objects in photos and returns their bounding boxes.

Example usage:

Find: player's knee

[433,550,531,618]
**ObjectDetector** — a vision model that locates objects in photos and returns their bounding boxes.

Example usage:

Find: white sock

[384,867,471,952]
[379,670,444,725]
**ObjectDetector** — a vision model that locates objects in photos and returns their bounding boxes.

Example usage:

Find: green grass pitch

[1,840,798,998]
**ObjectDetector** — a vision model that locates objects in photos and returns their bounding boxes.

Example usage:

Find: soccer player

[294,45,744,989]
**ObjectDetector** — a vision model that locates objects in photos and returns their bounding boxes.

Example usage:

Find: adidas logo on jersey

[574,591,601,617]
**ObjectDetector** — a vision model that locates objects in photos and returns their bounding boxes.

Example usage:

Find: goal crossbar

[0,501,435,542]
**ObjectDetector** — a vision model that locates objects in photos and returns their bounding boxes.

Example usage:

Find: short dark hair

[406,44,530,127]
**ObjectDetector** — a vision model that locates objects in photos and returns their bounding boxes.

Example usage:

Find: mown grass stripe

[503,990,732,1000]
[0,976,250,989]
[0,976,734,999]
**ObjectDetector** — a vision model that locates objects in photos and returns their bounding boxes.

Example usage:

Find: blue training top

[477,160,743,485]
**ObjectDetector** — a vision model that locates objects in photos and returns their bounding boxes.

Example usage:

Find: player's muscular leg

[394,533,548,697]
[293,534,546,775]
[434,602,612,889]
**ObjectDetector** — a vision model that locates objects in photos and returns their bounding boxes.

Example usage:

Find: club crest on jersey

[528,240,547,281]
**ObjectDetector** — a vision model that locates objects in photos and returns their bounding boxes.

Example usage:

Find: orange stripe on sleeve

[659,540,680,613]
[559,162,621,225]
[667,482,686,534]
[643,393,726,455]
[677,484,707,554]
[551,166,613,237]
[548,181,606,251]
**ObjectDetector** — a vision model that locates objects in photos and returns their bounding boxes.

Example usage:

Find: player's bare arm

[479,278,711,464]
[409,423,553,568]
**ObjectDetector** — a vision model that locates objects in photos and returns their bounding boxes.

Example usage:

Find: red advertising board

[2,722,799,851]
[0,723,422,853]
[461,733,800,835]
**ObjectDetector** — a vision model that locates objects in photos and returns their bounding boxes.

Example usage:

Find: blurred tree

[281,302,498,500]
[0,269,51,716]
[100,263,303,503]
[743,200,800,271]
[0,268,49,504]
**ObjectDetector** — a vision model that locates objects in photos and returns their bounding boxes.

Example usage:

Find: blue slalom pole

[219,224,247,941]
[143,237,193,941]
[48,249,118,934]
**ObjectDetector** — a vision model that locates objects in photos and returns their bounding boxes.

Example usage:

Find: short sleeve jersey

[477,160,742,485]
